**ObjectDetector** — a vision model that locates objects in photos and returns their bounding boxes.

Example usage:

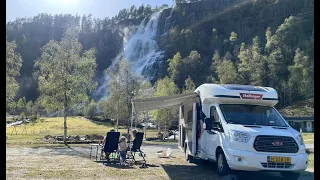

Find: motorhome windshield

[219,104,287,127]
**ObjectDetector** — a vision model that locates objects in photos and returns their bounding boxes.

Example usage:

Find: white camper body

[132,84,308,178]
[178,84,308,176]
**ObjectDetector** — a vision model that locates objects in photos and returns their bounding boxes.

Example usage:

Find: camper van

[131,84,308,179]
[178,84,308,179]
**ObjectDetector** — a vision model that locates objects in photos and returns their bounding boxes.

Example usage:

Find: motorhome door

[191,102,197,156]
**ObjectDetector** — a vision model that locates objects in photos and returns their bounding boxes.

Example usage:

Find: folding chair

[100,132,120,162]
[126,132,146,164]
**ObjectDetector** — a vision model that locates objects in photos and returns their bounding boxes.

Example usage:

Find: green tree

[251,36,266,86]
[216,54,238,84]
[17,97,27,116]
[6,40,22,110]
[229,31,238,42]
[100,59,141,131]
[26,101,33,118]
[34,28,97,144]
[288,48,312,98]
[183,76,196,93]
[237,42,252,84]
[85,100,97,119]
[168,52,183,80]
[152,77,179,132]
[211,50,221,83]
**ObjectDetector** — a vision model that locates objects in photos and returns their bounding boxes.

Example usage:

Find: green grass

[308,153,314,169]
[302,132,314,144]
[6,116,158,147]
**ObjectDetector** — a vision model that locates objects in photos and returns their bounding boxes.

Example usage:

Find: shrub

[19,112,25,120]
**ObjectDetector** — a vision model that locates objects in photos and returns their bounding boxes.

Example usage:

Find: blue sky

[6,0,173,23]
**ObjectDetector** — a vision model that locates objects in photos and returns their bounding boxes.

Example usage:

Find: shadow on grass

[28,145,94,159]
[161,160,314,180]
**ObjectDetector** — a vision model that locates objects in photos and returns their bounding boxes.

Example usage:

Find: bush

[19,112,25,120]
[85,100,97,119]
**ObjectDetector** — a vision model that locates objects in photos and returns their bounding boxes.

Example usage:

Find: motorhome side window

[210,106,219,122]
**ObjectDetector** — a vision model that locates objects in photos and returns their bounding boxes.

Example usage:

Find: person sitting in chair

[102,129,115,160]
[132,129,138,141]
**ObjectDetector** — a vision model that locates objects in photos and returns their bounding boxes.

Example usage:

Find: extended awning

[132,92,198,113]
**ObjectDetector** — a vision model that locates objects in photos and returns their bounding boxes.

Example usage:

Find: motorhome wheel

[184,145,194,163]
[217,149,230,176]
[280,172,300,180]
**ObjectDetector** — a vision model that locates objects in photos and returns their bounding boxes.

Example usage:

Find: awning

[132,92,198,112]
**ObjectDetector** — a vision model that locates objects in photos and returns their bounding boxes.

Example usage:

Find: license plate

[267,156,291,163]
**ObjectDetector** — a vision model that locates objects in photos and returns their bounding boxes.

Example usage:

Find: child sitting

[118,136,128,166]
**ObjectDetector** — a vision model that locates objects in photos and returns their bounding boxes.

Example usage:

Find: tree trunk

[64,113,67,145]
[158,120,161,133]
[116,118,119,132]
[63,91,68,145]
[135,114,137,128]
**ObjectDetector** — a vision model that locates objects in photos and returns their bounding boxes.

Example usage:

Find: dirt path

[6,144,314,180]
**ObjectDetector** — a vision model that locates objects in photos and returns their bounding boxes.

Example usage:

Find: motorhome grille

[253,135,299,153]
[261,162,292,169]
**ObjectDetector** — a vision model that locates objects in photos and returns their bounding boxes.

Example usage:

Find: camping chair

[100,131,120,162]
[126,132,146,164]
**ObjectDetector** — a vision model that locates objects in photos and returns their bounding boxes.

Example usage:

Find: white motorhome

[131,84,308,179]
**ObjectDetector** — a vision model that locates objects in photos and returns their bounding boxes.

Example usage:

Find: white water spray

[95,11,165,100]
[122,11,164,75]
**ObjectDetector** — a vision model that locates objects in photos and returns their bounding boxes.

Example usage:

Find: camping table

[89,144,100,161]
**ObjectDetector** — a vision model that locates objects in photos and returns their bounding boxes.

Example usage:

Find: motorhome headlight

[296,134,304,145]
[228,130,250,143]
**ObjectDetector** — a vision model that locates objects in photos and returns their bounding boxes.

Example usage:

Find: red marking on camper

[272,141,283,146]
[239,93,263,100]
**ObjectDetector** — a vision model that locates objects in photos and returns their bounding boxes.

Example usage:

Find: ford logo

[272,141,283,146]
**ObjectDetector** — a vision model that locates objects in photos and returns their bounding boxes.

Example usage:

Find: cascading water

[164,5,175,34]
[123,11,164,76]
[94,11,166,100]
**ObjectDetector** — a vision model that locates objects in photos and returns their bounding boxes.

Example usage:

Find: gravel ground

[6,144,314,180]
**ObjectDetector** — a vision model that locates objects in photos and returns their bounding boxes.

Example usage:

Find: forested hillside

[6,0,313,116]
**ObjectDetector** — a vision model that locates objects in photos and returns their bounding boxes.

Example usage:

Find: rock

[92,134,104,140]
[44,135,53,139]
[75,135,80,141]
[55,136,64,141]
[85,134,104,140]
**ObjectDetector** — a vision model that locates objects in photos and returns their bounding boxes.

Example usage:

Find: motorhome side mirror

[212,121,221,131]
[292,125,300,132]
[204,117,213,130]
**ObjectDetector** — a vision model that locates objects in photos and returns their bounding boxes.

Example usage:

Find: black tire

[216,149,230,176]
[280,171,300,180]
[184,145,194,163]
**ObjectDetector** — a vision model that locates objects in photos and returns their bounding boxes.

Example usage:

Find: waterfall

[94,11,166,100]
[164,5,175,34]
[123,11,164,76]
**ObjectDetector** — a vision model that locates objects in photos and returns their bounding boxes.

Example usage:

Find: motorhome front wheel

[217,149,230,176]
[184,145,194,163]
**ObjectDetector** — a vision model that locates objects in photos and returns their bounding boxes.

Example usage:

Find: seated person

[102,128,115,160]
[131,129,138,141]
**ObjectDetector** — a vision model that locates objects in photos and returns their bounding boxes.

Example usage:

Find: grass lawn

[302,133,314,144]
[6,116,159,147]
[308,153,314,169]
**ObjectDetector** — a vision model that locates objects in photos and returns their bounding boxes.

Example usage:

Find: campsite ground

[6,117,314,180]
[6,144,314,180]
